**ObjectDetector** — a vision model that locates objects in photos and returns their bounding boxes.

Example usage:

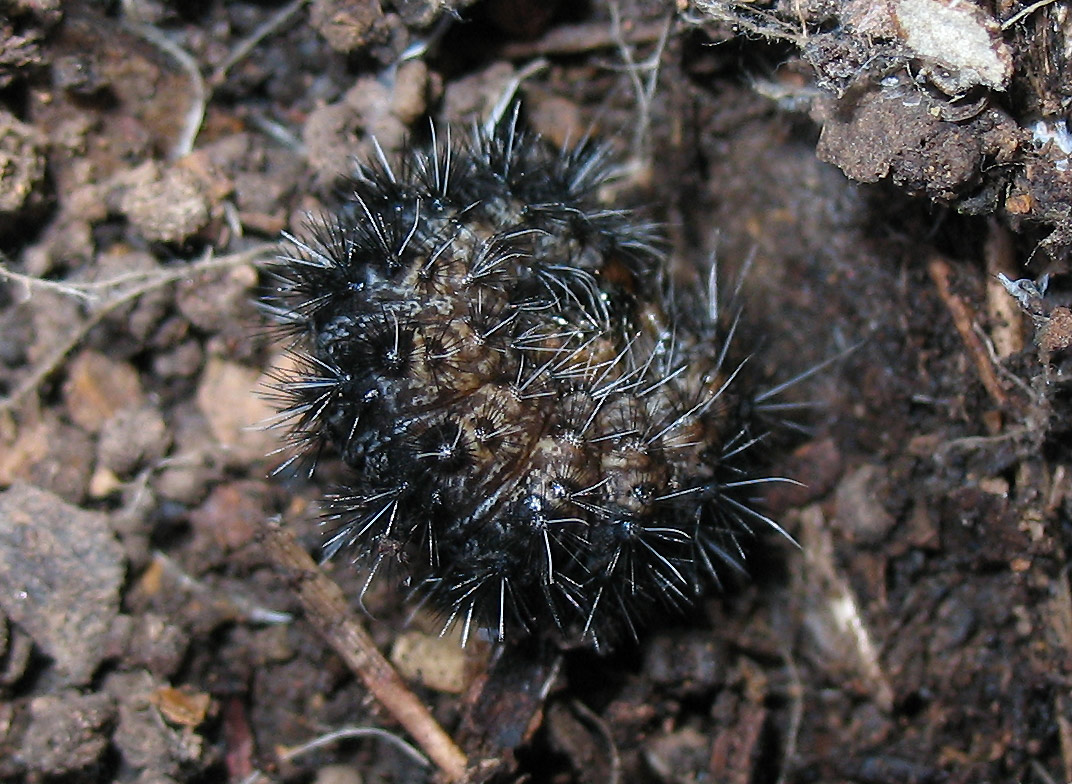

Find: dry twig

[498,18,669,59]
[1001,0,1062,30]
[259,521,469,782]
[776,650,804,784]
[984,220,1026,359]
[928,256,1009,408]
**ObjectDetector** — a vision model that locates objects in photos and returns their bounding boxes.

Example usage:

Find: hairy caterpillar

[264,108,793,650]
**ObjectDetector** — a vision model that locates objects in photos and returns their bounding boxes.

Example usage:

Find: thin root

[608,1,673,163]
[0,244,274,418]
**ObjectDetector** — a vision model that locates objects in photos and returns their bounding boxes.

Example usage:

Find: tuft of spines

[265,109,792,650]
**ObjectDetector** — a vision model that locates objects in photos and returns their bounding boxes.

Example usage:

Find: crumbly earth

[0,1,1069,783]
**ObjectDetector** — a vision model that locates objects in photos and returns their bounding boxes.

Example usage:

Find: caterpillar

[264,108,792,651]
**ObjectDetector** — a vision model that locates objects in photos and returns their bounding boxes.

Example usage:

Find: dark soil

[0,1,1069,783]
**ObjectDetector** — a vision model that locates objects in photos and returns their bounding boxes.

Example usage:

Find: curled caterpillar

[265,109,792,650]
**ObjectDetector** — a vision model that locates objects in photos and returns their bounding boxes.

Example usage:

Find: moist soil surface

[0,1,1070,783]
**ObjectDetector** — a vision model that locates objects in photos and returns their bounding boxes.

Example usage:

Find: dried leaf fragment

[893,0,1012,91]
